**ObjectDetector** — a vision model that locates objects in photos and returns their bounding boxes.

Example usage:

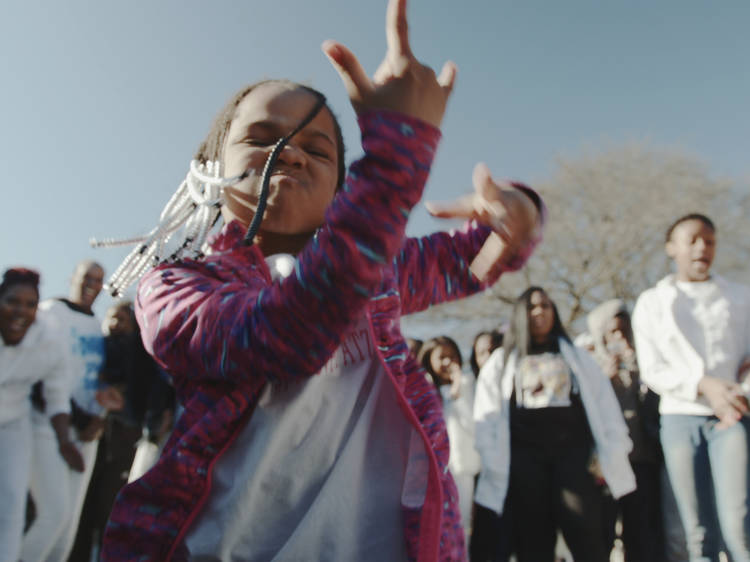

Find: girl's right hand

[322,0,456,128]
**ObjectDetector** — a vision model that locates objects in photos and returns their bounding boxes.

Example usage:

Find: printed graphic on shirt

[68,326,105,414]
[319,321,376,377]
[516,353,572,409]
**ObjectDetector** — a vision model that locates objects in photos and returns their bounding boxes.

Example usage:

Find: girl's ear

[665,240,676,258]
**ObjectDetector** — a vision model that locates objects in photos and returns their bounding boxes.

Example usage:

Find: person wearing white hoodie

[418,335,482,541]
[475,286,635,562]
[633,213,750,562]
[0,268,81,562]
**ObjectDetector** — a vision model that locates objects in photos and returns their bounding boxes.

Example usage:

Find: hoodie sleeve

[39,320,72,418]
[632,289,704,402]
[395,185,545,316]
[136,111,440,387]
[473,348,511,513]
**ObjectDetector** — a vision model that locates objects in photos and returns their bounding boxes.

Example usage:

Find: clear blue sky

[2,0,748,316]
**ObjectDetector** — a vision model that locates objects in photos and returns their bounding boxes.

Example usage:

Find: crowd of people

[2,0,749,560]
[0,261,175,561]
[407,214,750,562]
[409,214,750,562]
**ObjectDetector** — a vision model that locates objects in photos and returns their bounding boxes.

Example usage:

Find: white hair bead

[90,159,250,296]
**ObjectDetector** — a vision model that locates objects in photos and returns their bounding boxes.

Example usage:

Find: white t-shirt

[37,299,105,417]
[185,257,415,562]
[440,373,480,476]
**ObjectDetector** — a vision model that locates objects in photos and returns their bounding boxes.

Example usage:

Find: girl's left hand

[425,163,541,272]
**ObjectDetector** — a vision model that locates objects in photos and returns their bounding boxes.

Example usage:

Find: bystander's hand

[78,416,105,442]
[698,375,749,428]
[59,440,85,472]
[602,355,619,379]
[96,385,125,412]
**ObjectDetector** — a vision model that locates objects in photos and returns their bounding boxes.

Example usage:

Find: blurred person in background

[475,286,635,562]
[588,299,663,562]
[22,260,106,562]
[0,268,81,562]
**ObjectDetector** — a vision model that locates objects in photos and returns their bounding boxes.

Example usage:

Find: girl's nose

[276,142,306,167]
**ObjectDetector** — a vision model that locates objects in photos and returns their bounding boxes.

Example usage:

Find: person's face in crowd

[106,305,135,336]
[528,290,555,344]
[666,219,716,282]
[69,263,104,311]
[429,343,462,386]
[603,314,633,355]
[0,284,39,345]
[221,82,340,236]
[406,337,422,358]
[473,333,494,371]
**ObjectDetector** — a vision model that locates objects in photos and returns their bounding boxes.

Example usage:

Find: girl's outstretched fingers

[385,0,413,65]
[426,162,538,246]
[323,0,456,127]
[425,162,542,279]
[321,40,373,112]
[437,61,458,96]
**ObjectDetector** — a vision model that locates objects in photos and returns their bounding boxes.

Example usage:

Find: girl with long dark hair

[474,286,635,561]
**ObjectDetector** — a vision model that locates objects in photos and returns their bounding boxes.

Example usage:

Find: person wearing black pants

[508,436,606,561]
[474,287,636,562]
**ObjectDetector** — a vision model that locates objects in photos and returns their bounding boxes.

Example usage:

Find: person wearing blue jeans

[633,213,750,562]
[660,415,750,560]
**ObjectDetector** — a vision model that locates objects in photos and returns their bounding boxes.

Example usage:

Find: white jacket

[473,339,636,514]
[441,373,481,476]
[632,274,750,416]
[0,315,70,425]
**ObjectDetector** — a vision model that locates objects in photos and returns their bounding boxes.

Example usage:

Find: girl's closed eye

[305,145,333,160]
[243,137,276,147]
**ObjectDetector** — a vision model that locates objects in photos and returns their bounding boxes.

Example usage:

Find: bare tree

[404,142,750,346]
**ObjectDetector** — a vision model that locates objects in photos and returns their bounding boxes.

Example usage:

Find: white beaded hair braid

[92,88,328,297]
[90,161,249,296]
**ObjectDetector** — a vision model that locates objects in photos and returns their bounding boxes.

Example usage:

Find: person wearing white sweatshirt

[0,268,82,562]
[418,336,482,540]
[633,213,750,562]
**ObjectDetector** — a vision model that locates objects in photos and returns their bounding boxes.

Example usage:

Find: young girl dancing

[99,1,543,560]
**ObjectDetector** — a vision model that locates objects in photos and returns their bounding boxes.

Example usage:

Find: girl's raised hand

[322,0,456,128]
[425,163,542,278]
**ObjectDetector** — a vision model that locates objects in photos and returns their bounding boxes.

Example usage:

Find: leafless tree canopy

[404,143,750,348]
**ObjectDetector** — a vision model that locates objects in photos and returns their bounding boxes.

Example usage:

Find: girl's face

[473,333,494,371]
[429,343,462,386]
[106,306,135,336]
[221,82,340,236]
[0,284,39,345]
[527,290,555,343]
